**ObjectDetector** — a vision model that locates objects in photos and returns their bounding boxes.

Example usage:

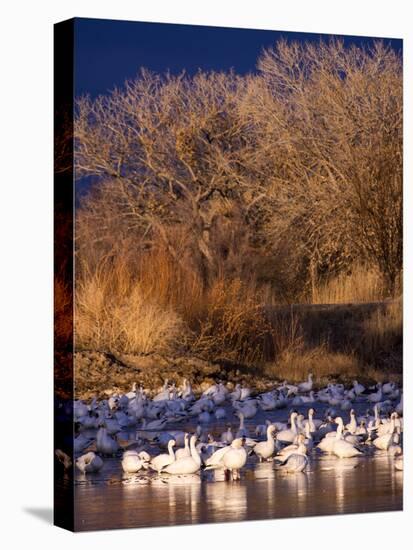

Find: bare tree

[75,40,402,299]
[244,40,402,296]
[75,70,269,285]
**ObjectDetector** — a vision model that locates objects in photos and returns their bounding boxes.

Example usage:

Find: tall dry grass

[191,278,271,366]
[74,244,402,383]
[75,261,184,355]
[265,347,361,384]
[362,298,402,358]
[311,265,385,304]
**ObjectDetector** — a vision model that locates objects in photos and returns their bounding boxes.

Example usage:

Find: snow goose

[125,382,137,401]
[275,440,308,473]
[96,426,119,455]
[332,417,362,458]
[345,409,358,434]
[221,425,234,445]
[205,443,233,469]
[367,383,383,404]
[74,432,94,454]
[252,425,276,461]
[212,383,228,405]
[115,410,136,429]
[161,435,201,475]
[153,380,170,402]
[276,412,299,444]
[373,413,397,451]
[233,399,257,419]
[298,373,313,393]
[78,410,99,430]
[128,395,145,421]
[181,378,195,401]
[229,384,242,402]
[76,452,103,474]
[303,408,322,433]
[255,420,272,438]
[205,438,247,480]
[149,439,176,473]
[292,391,315,406]
[353,380,365,396]
[382,381,396,395]
[259,392,277,411]
[121,450,150,473]
[175,433,191,460]
[277,433,307,460]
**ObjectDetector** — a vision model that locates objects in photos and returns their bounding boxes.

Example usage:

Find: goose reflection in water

[319,455,361,471]
[205,480,247,522]
[334,471,347,514]
[149,476,201,525]
[278,471,309,516]
[253,462,275,480]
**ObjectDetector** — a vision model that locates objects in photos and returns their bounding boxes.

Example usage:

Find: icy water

[74,402,403,531]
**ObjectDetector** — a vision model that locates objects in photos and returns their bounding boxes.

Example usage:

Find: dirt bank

[73,350,276,400]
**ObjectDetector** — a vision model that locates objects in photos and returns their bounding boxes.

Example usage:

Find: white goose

[298,373,313,393]
[382,381,396,394]
[121,450,150,473]
[276,412,299,444]
[149,439,176,472]
[332,417,362,458]
[276,440,308,473]
[153,380,170,402]
[96,426,119,455]
[76,452,103,474]
[303,408,322,433]
[234,399,257,419]
[277,433,307,460]
[259,392,277,411]
[345,409,358,434]
[353,380,365,396]
[373,413,397,451]
[205,438,247,480]
[181,378,195,401]
[221,425,234,445]
[252,425,276,461]
[161,435,201,475]
[212,383,228,405]
[175,433,191,460]
[74,433,94,454]
[367,383,383,404]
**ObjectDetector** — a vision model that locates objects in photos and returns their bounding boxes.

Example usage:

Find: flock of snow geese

[60,374,403,483]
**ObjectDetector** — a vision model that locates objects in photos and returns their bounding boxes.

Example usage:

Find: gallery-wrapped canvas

[54,17,403,532]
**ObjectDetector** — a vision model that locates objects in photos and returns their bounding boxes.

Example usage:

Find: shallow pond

[73,400,403,531]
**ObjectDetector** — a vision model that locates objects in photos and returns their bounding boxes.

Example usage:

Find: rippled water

[74,453,402,531]
[73,401,403,531]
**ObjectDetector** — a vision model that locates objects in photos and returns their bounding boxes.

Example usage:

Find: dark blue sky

[74,17,402,98]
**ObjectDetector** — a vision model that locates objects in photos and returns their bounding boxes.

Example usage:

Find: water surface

[74,400,402,531]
